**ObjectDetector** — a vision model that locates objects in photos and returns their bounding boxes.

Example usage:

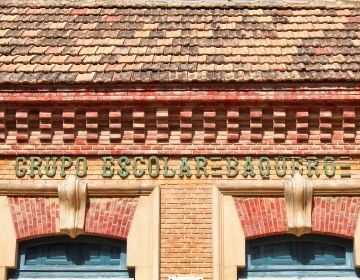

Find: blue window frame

[8,236,134,279]
[239,234,359,278]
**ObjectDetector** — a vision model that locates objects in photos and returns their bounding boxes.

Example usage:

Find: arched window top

[9,236,133,279]
[241,234,358,279]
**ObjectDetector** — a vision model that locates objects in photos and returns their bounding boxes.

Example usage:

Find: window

[239,234,359,279]
[8,236,134,279]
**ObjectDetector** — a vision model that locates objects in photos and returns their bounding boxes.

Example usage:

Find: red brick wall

[234,196,360,239]
[9,197,59,240]
[234,197,288,238]
[312,197,360,238]
[85,197,138,239]
[8,197,138,240]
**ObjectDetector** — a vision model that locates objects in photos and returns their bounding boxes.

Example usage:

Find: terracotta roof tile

[18,72,41,83]
[51,64,72,72]
[93,72,113,82]
[75,72,95,82]
[34,64,54,72]
[105,63,125,72]
[2,3,360,84]
[82,55,103,64]
[65,55,85,64]
[0,63,19,72]
[37,72,59,83]
[88,64,107,72]
[16,63,36,72]
[56,72,77,83]
[69,64,91,73]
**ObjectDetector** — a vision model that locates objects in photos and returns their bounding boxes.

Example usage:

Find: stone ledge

[0,181,155,197]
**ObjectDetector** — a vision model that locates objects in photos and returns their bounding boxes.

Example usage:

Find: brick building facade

[1,1,360,280]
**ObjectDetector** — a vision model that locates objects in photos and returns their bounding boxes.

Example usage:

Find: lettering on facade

[14,156,349,179]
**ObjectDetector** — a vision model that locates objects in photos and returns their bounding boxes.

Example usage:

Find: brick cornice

[1,84,360,104]
[1,103,360,155]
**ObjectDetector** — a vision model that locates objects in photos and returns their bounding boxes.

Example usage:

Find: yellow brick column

[0,196,17,280]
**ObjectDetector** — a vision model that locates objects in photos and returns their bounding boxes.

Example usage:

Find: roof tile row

[1,4,360,83]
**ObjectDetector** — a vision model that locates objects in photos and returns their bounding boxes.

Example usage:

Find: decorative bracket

[284,172,313,236]
[58,175,87,238]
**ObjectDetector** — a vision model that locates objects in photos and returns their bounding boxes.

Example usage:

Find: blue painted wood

[8,236,133,279]
[240,234,359,278]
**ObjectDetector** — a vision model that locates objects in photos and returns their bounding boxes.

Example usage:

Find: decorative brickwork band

[284,172,313,237]
[3,106,360,154]
[58,175,87,238]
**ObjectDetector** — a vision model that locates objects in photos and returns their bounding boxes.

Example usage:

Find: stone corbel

[58,175,87,238]
[284,172,313,236]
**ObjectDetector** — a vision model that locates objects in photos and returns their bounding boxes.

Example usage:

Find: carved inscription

[14,156,346,179]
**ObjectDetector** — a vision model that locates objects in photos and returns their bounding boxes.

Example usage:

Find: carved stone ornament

[284,172,313,236]
[58,175,87,238]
